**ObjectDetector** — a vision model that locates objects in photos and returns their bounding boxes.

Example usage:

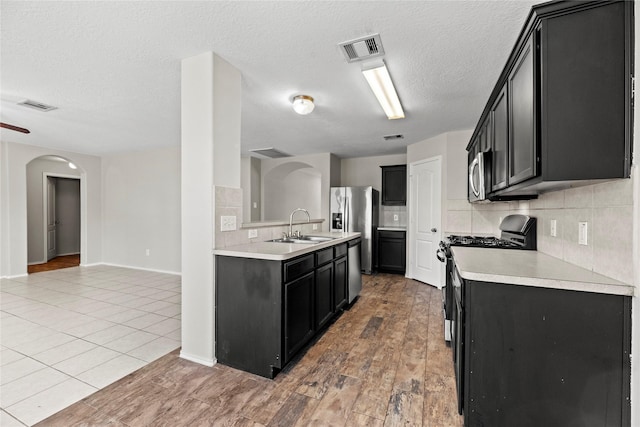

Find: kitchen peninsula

[213,232,361,378]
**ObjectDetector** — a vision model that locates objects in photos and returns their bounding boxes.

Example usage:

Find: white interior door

[46,177,57,261]
[409,157,442,286]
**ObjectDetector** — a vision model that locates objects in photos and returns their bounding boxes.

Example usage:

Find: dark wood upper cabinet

[467,0,632,198]
[491,86,509,193]
[508,35,537,186]
[381,165,407,206]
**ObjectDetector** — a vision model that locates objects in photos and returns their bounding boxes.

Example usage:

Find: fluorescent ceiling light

[362,61,405,120]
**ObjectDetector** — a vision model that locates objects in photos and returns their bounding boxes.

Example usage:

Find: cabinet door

[377,232,406,273]
[381,165,407,206]
[315,262,334,330]
[491,86,509,192]
[508,35,537,186]
[333,256,347,310]
[284,271,315,362]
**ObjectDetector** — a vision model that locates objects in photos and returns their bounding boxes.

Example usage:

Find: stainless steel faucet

[289,208,310,238]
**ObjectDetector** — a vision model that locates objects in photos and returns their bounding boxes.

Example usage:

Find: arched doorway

[26,155,83,273]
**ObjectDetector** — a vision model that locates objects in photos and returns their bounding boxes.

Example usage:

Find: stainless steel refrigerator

[330,186,379,275]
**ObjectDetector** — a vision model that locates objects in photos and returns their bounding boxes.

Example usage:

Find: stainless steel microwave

[468,151,490,203]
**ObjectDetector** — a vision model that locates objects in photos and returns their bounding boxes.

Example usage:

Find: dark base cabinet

[377,230,406,274]
[461,279,631,427]
[216,241,354,379]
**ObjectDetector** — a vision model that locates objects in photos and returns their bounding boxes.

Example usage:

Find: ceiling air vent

[338,34,385,63]
[18,99,57,112]
[249,148,292,158]
[383,134,404,141]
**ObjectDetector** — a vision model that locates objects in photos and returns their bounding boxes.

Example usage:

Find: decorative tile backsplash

[446,178,634,285]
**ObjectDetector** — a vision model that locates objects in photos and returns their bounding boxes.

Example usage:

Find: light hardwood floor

[36,273,463,426]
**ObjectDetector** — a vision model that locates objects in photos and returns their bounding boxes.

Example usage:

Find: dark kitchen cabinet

[491,86,509,192]
[468,0,632,198]
[377,229,406,274]
[459,275,631,426]
[314,261,334,330]
[381,165,406,206]
[508,35,537,186]
[333,255,347,311]
[216,237,360,378]
[284,271,315,360]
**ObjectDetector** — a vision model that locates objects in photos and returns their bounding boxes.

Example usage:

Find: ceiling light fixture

[362,60,405,120]
[292,95,315,115]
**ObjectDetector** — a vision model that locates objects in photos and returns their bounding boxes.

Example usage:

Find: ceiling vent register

[18,99,57,112]
[338,34,385,63]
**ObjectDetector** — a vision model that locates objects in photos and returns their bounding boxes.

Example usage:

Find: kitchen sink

[266,235,337,244]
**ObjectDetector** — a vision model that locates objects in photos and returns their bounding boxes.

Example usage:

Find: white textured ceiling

[0,1,538,158]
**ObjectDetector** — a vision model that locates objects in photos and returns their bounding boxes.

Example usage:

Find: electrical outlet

[248,229,258,239]
[578,222,588,245]
[312,224,318,230]
[393,214,399,221]
[220,215,237,232]
[550,219,557,237]
[145,249,150,256]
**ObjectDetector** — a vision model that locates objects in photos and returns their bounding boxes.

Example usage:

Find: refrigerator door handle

[345,198,349,232]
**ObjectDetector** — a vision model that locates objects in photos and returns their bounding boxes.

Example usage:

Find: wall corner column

[180,52,241,366]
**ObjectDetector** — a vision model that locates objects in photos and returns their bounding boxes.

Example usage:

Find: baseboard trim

[2,273,29,279]
[179,351,216,367]
[100,263,181,276]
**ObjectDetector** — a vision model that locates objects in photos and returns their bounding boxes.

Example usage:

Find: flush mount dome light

[292,95,315,115]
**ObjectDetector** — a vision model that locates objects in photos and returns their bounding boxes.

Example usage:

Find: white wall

[340,153,407,190]
[102,146,181,273]
[263,167,321,220]
[0,141,102,277]
[26,157,82,263]
[261,153,333,231]
[341,153,409,226]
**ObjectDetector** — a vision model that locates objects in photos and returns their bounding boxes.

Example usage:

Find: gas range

[446,235,521,249]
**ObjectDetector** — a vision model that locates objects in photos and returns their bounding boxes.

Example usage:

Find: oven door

[468,151,488,203]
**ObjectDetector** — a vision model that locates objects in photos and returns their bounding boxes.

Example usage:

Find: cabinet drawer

[378,230,405,240]
[316,248,333,266]
[334,243,347,258]
[284,254,315,283]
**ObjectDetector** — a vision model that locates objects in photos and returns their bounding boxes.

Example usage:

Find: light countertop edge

[451,247,634,297]
[213,231,361,261]
[377,226,406,231]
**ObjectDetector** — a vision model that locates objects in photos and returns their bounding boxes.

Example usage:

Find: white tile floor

[0,265,181,426]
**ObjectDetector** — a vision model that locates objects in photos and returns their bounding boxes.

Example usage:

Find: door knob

[431,227,437,232]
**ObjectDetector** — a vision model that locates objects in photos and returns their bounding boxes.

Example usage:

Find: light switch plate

[578,222,588,245]
[221,215,237,232]
[550,219,557,237]
[248,229,258,238]
[312,224,318,230]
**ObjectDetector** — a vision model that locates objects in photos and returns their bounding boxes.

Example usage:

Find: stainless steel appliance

[468,151,490,203]
[330,186,379,275]
[436,214,537,415]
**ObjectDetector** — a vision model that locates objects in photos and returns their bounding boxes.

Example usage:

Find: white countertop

[213,231,361,261]
[451,247,634,296]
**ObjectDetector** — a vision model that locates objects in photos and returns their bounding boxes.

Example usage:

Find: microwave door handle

[469,157,480,197]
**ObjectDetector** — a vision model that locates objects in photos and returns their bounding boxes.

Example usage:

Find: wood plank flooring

[36,273,463,427]
[27,254,80,274]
